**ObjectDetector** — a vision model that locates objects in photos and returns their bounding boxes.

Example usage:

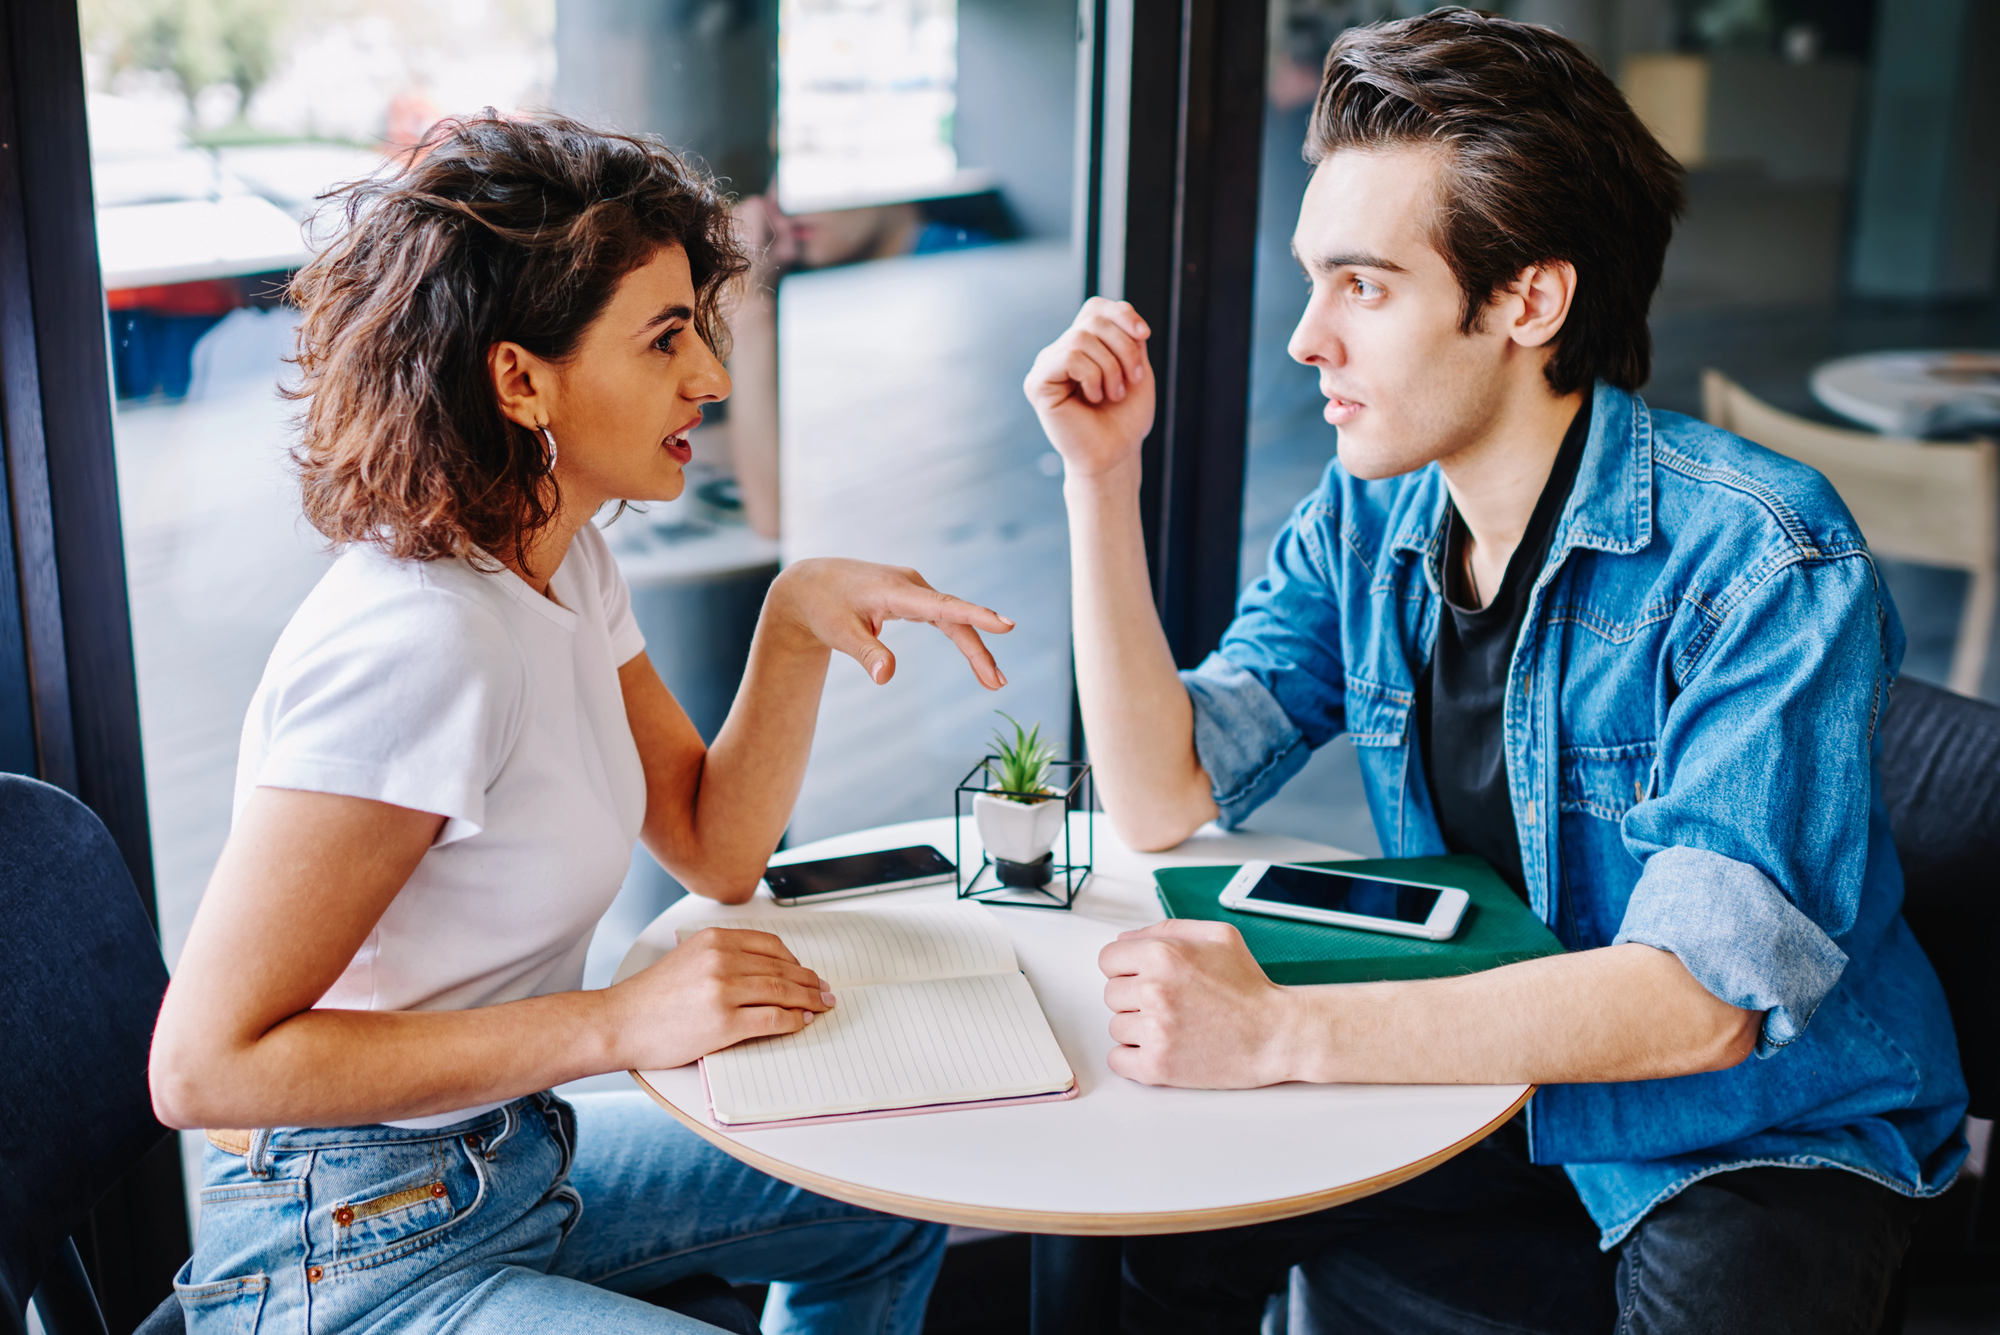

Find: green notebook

[1152,855,1565,985]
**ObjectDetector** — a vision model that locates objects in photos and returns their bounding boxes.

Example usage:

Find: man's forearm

[1276,944,1760,1086]
[1066,458,1219,850]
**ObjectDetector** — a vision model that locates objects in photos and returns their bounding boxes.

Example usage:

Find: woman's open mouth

[662,431,693,464]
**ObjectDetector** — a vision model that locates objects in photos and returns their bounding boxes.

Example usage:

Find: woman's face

[493,242,730,508]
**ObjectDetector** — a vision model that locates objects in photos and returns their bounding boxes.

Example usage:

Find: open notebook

[674,903,1077,1129]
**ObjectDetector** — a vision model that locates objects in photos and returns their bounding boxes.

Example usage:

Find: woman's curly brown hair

[286,113,748,568]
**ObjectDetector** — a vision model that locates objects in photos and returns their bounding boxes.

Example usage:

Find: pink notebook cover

[699,1063,1079,1132]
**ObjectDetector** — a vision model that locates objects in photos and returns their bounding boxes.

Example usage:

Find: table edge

[627,1069,1534,1237]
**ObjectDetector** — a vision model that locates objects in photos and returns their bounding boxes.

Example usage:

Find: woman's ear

[489,341,552,430]
[1505,260,1577,351]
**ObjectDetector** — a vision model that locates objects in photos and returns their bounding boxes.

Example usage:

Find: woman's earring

[538,425,558,469]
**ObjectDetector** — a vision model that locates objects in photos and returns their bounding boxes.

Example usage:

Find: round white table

[1811,349,2000,436]
[616,815,1527,1245]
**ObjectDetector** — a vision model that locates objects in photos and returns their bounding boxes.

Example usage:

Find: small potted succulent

[973,713,1066,889]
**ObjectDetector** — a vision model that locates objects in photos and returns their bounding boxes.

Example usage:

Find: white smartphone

[1218,862,1469,941]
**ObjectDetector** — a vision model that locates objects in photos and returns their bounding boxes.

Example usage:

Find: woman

[149,114,1012,1333]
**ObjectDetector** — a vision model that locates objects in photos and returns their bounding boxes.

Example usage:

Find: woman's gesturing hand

[608,927,835,1070]
[770,557,1015,690]
[1023,297,1155,480]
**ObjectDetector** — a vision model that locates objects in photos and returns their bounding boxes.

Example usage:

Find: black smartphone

[761,845,958,905]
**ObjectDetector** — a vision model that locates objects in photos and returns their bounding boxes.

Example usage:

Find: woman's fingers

[934,618,1005,690]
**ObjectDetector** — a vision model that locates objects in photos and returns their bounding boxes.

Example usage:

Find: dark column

[1082,0,1269,667]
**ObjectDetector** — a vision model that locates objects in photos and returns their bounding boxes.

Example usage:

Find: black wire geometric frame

[953,758,1094,909]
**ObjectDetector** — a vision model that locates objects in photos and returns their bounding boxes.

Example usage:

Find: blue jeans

[176,1090,948,1333]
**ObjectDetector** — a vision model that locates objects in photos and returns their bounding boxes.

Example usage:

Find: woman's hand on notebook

[1099,920,1298,1088]
[605,927,837,1071]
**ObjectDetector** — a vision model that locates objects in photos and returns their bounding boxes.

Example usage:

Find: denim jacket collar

[1386,381,1656,591]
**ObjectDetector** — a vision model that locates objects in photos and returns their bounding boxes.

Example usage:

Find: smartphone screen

[1244,865,1442,923]
[763,846,956,900]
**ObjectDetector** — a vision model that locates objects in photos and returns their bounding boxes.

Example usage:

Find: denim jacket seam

[1543,600,1677,644]
[1210,733,1308,811]
[1652,441,1819,552]
[1589,1155,1952,1250]
[1673,548,1874,683]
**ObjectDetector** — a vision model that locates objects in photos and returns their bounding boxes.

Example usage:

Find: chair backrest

[0,776,171,1327]
[1701,369,1999,575]
[1876,678,2000,1120]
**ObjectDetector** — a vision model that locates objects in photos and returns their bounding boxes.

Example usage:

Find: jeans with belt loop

[177,1090,947,1334]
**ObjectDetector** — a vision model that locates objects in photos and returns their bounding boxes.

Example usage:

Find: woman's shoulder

[275,546,528,684]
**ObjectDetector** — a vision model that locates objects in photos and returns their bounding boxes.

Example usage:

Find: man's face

[1287,145,1519,480]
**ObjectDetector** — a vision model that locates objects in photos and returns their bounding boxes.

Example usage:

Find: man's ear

[489,341,552,430]
[1504,260,1577,350]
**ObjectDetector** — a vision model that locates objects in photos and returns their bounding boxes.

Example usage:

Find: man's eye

[1352,277,1382,300]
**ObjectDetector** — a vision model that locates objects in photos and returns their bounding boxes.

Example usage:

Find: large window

[82,0,1082,1002]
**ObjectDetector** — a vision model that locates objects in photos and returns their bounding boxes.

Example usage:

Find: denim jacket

[1184,382,1967,1246]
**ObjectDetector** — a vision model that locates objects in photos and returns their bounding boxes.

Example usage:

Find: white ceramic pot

[973,791,1065,865]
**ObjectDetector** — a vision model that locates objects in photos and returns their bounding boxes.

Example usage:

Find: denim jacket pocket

[1558,742,1655,946]
[1344,678,1410,748]
[174,1272,268,1335]
[1558,741,1656,820]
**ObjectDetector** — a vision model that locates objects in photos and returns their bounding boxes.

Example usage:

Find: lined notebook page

[703,972,1074,1124]
[675,904,1019,987]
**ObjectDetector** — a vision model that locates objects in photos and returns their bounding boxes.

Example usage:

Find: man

[1024,11,1965,1333]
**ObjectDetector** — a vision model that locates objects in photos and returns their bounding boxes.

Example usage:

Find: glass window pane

[87,0,1080,1014]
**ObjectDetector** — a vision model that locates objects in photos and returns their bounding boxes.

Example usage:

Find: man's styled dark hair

[1306,9,1684,394]
[287,113,747,568]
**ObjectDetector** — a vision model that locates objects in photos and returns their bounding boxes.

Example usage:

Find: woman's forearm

[152,988,618,1130]
[677,610,833,897]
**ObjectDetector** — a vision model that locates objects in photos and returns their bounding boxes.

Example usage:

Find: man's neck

[1437,384,1586,609]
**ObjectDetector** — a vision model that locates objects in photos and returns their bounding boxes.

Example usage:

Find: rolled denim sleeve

[1617,551,1888,1055]
[1183,655,1310,828]
[1614,846,1847,1054]
[1179,472,1354,828]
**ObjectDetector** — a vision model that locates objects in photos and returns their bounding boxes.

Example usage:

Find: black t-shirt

[1415,402,1590,902]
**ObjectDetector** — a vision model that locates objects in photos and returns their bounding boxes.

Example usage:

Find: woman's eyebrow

[643,303,695,331]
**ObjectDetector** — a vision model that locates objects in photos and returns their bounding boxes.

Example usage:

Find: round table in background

[1811,349,2000,435]
[615,814,1531,1331]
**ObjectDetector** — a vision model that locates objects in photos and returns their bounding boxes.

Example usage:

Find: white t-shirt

[234,522,648,1127]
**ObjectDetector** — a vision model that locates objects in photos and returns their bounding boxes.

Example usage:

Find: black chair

[0,774,758,1335]
[0,773,176,1335]
[1288,676,2000,1333]
[1875,677,2000,1327]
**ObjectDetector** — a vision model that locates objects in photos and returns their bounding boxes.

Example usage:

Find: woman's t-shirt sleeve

[245,587,527,846]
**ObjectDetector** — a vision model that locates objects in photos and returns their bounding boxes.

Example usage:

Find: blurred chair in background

[1702,369,1999,695]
